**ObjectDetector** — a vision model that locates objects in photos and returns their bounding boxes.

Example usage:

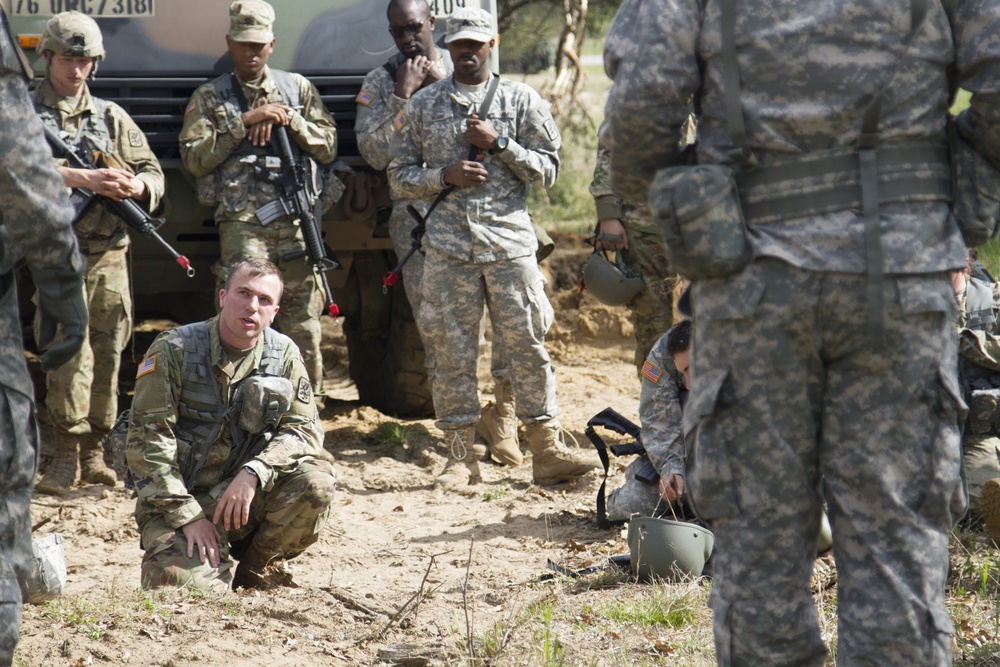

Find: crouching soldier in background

[126,258,337,593]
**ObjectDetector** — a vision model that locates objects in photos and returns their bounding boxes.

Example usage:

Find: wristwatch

[492,135,509,153]
[242,465,259,480]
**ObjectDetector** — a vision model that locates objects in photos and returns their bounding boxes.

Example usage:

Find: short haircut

[665,319,692,358]
[224,257,283,300]
[386,0,431,20]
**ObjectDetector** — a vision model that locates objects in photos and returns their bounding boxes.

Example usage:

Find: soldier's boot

[79,429,117,487]
[434,426,481,489]
[477,382,523,467]
[525,420,601,486]
[232,545,293,590]
[981,478,1000,542]
[35,427,80,496]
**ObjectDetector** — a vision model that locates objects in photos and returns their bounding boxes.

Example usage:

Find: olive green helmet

[582,250,644,306]
[38,11,106,60]
[627,517,714,582]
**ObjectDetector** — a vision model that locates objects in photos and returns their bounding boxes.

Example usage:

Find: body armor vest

[173,321,284,487]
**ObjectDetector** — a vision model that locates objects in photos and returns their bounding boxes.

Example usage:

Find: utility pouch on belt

[949,115,1000,247]
[650,164,750,280]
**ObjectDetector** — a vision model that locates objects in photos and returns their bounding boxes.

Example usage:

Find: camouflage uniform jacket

[388,75,561,263]
[638,332,685,480]
[178,66,336,223]
[602,0,1000,275]
[34,77,165,255]
[126,315,323,530]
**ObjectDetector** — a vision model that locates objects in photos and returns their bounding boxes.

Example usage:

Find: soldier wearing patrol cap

[126,258,337,592]
[388,7,600,489]
[179,0,337,401]
[0,6,86,663]
[32,10,165,497]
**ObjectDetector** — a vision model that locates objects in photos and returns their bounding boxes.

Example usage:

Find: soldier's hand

[33,267,88,372]
[247,119,278,147]
[67,167,137,201]
[465,114,499,151]
[182,518,222,568]
[443,160,489,187]
[395,55,433,99]
[242,104,291,145]
[213,468,258,532]
[659,473,684,504]
[596,218,629,251]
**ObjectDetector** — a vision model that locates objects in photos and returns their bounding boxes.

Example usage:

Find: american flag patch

[641,359,662,384]
[136,356,157,379]
[184,100,197,116]
[355,90,374,106]
[393,110,408,131]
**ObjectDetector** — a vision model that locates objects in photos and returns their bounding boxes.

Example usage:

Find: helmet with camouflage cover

[582,249,644,306]
[37,11,105,60]
[627,517,714,581]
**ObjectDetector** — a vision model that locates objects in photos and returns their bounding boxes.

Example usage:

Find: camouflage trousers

[962,435,1000,518]
[40,247,131,433]
[0,387,39,666]
[688,260,962,667]
[621,208,678,374]
[389,211,511,395]
[138,458,337,594]
[214,218,324,394]
[419,248,556,428]
[606,458,663,522]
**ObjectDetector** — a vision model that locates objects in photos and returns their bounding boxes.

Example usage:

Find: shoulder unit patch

[297,376,313,404]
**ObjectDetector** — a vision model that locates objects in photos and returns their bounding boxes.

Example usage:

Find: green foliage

[42,589,175,642]
[481,482,510,502]
[530,114,601,234]
[598,585,700,629]
[370,421,408,451]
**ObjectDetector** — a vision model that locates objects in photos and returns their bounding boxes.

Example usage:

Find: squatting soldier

[126,258,337,592]
[605,0,1000,662]
[355,0,520,468]
[33,11,165,496]
[589,142,679,373]
[0,6,86,662]
[179,0,337,399]
[388,8,599,487]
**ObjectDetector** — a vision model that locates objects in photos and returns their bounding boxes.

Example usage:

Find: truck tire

[336,250,434,419]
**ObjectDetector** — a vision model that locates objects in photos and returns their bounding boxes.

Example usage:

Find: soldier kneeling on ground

[125,258,337,593]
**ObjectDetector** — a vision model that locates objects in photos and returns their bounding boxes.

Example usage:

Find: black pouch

[650,164,751,279]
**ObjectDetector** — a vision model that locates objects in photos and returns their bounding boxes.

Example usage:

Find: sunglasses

[389,22,425,38]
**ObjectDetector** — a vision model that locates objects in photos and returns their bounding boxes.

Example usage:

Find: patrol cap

[229,0,275,43]
[444,8,495,44]
[38,11,105,60]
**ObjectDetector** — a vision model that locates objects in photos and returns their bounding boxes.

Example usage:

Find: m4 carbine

[40,122,195,278]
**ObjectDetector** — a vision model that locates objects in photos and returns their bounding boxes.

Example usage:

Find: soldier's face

[388,4,434,59]
[672,350,691,390]
[226,35,275,81]
[47,53,95,96]
[447,38,493,84]
[218,269,282,349]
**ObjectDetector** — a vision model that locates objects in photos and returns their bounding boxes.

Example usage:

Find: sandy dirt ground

[14,239,691,667]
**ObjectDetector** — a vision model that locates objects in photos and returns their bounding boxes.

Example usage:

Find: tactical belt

[737,143,951,225]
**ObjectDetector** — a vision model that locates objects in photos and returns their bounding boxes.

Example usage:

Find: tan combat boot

[36,426,80,496]
[477,381,523,467]
[79,429,117,487]
[232,545,295,590]
[525,420,601,486]
[434,426,481,489]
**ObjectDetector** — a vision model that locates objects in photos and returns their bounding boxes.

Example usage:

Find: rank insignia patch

[136,356,157,379]
[641,359,663,384]
[356,90,374,106]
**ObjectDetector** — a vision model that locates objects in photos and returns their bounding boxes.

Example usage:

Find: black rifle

[40,123,195,278]
[257,124,341,317]
[586,407,660,529]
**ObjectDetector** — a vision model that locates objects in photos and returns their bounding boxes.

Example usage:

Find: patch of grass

[42,588,175,642]
[481,482,510,502]
[597,581,703,629]
[369,421,408,452]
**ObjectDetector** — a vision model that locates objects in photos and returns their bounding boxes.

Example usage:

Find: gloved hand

[32,267,88,372]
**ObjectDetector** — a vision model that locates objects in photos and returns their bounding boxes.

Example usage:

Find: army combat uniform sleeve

[107,101,165,213]
[287,73,337,165]
[490,82,560,189]
[355,67,404,171]
[637,335,684,480]
[125,333,203,529]
[589,143,624,222]
[947,1,1000,167]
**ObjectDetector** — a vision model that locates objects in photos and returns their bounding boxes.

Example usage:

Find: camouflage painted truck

[7,0,493,418]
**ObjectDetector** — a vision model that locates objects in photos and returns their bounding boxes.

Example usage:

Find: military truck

[7,0,495,418]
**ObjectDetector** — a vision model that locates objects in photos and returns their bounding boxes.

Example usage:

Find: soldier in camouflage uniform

[606,320,689,521]
[388,8,599,487]
[589,143,678,373]
[126,258,336,593]
[356,0,520,467]
[30,11,165,496]
[179,0,337,398]
[0,7,87,662]
[604,1,1000,664]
